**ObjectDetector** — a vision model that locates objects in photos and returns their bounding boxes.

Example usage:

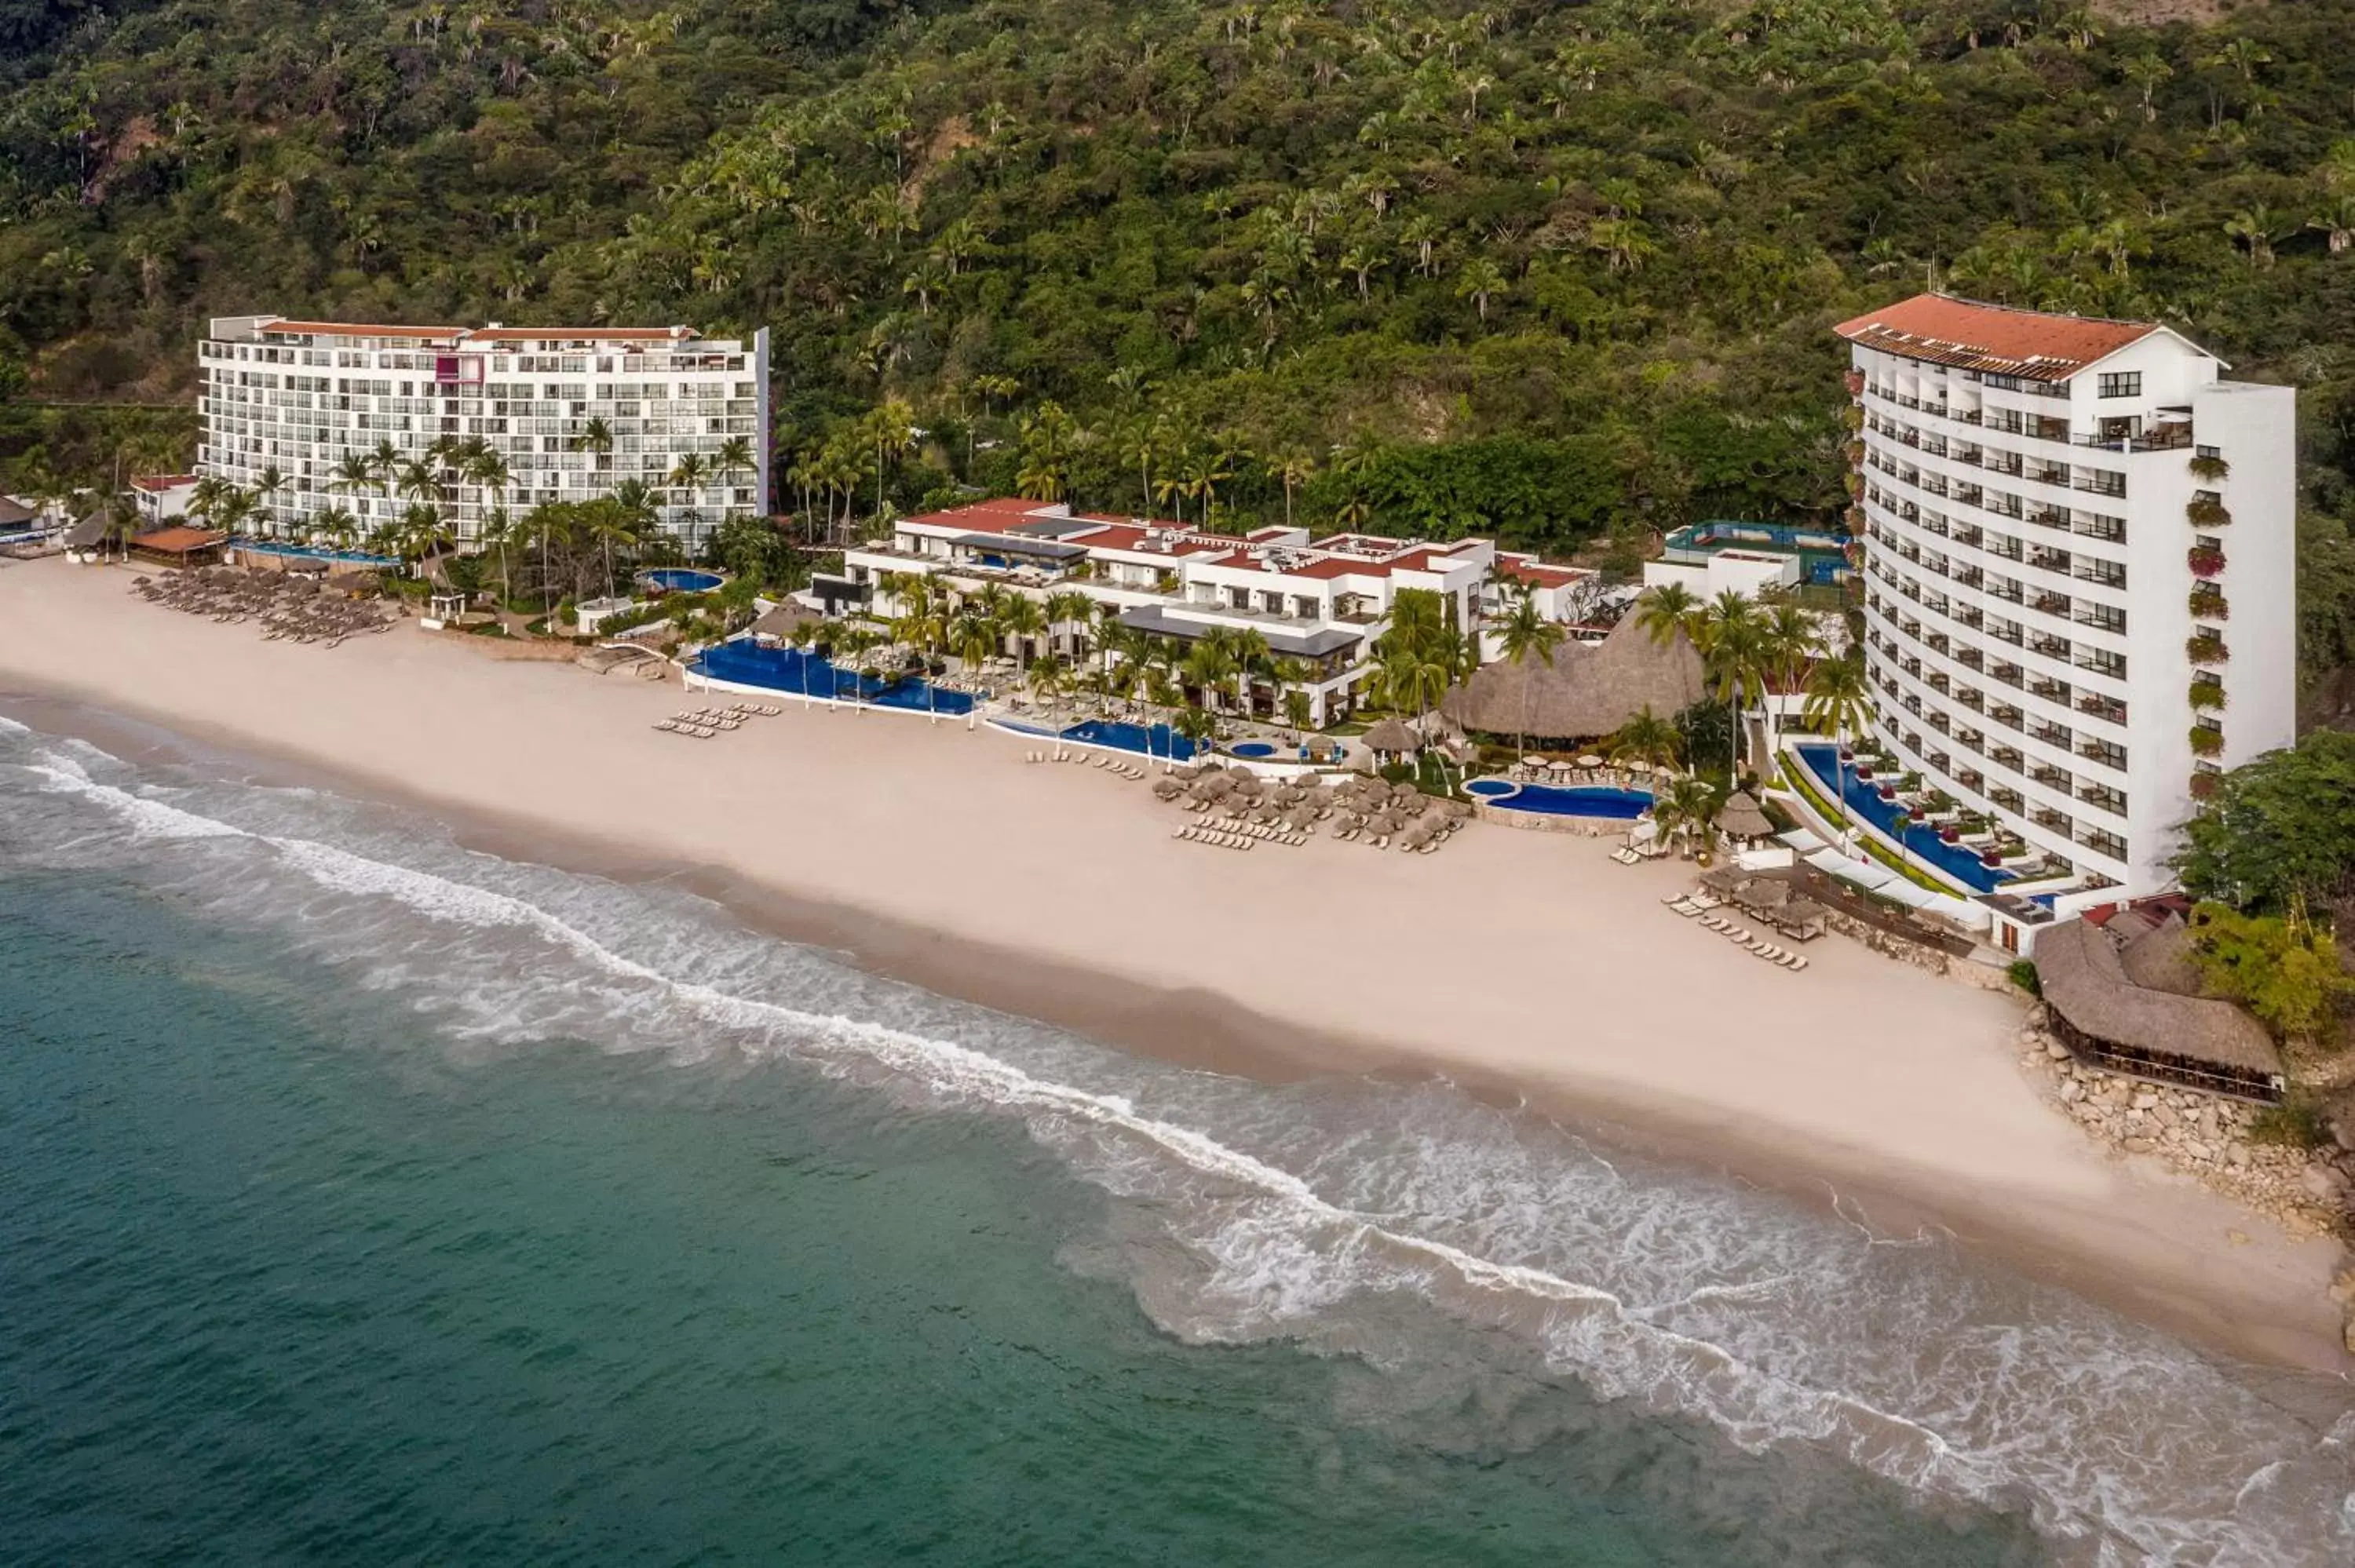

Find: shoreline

[3,557,2349,1374]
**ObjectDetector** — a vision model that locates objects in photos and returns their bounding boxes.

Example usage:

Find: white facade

[196,316,771,549]
[840,499,1600,724]
[1842,295,2295,897]
[129,474,197,527]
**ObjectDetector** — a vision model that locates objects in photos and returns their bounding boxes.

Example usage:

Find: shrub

[2188,679,2226,711]
[2188,454,2232,483]
[2186,633,2229,664]
[2189,725,2225,758]
[2249,1091,2329,1150]
[2186,545,2225,578]
[2186,496,2233,529]
[2007,959,2041,997]
[2189,771,2220,800]
[2188,588,2229,621]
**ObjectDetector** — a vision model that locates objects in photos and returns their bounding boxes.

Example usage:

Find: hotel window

[2097,373,2141,399]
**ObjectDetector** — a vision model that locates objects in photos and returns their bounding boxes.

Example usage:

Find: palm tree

[520,502,568,624]
[1045,589,1095,661]
[1693,591,1765,786]
[997,593,1046,669]
[949,607,999,729]
[251,465,290,534]
[571,415,615,472]
[714,435,757,509]
[1272,449,1316,529]
[1634,582,1701,647]
[465,445,513,549]
[1182,635,1239,715]
[1652,775,1725,862]
[1495,586,1565,759]
[1802,652,1873,852]
[1758,602,1823,758]
[1455,257,1506,323]
[586,501,638,596]
[1608,705,1682,774]
[330,451,381,510]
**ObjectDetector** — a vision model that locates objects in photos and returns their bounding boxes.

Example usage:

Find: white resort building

[1838,293,2294,920]
[195,316,771,549]
[837,498,1602,726]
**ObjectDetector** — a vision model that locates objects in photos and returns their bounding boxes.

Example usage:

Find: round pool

[1467,778,1517,797]
[1229,742,1279,759]
[643,568,725,593]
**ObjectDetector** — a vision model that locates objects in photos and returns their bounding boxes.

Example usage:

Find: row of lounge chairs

[1663,893,1810,970]
[133,571,398,647]
[1024,750,1148,780]
[1174,826,1255,851]
[1198,814,1307,847]
[653,702,779,738]
[1609,842,1669,864]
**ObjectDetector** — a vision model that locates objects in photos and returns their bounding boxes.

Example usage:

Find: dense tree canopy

[2176,728,2355,915]
[9,0,2355,668]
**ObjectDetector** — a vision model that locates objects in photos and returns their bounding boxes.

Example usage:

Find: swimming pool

[232,538,400,567]
[644,568,725,593]
[1229,742,1278,758]
[1793,743,2011,892]
[1061,718,1197,761]
[692,641,973,714]
[1662,521,1852,586]
[1470,779,1654,819]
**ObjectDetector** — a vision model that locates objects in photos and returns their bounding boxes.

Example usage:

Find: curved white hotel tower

[1838,294,2294,901]
[197,316,771,548]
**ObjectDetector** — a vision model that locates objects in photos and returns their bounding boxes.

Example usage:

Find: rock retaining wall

[2014,1014,2355,1353]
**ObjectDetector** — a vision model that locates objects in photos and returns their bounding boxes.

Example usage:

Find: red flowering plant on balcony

[1846,370,1867,399]
[2189,771,2220,800]
[2186,545,2225,578]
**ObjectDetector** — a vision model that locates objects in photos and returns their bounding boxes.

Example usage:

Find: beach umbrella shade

[1367,811,1400,836]
[1576,753,1603,768]
[1718,790,1775,841]
[1152,778,1186,800]
[1363,717,1418,753]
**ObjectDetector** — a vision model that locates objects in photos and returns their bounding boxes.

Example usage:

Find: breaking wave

[5,722,2351,1566]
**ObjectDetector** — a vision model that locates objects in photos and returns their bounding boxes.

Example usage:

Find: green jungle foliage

[7,0,2355,672]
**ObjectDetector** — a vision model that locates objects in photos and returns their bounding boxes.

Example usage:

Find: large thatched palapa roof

[1444,614,1705,741]
[2036,918,2283,1085]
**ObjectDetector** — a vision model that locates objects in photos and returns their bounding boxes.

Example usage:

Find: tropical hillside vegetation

[9,0,2355,686]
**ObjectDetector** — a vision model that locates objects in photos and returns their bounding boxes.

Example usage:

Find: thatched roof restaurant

[1443,614,1705,741]
[2034,917,2284,1101]
[126,525,225,568]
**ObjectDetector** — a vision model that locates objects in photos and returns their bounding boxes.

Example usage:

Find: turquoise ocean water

[2,711,2350,1565]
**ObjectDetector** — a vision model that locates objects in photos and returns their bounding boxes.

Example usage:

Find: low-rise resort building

[835,498,1607,727]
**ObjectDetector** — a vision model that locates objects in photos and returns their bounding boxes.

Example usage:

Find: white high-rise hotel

[1840,294,2294,900]
[196,316,771,546]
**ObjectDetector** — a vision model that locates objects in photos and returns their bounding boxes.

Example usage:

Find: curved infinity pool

[1470,779,1654,819]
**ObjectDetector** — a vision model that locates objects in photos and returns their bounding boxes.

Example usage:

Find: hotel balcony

[2028,676,2071,703]
[2030,722,2073,749]
[2077,693,2128,725]
[2032,807,2074,833]
[2079,741,2127,772]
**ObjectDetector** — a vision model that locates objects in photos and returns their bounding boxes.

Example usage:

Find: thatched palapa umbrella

[1718,790,1775,842]
[1363,717,1419,756]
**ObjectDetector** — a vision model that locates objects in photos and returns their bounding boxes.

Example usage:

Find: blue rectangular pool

[1061,719,1197,761]
[1792,743,2011,892]
[694,642,974,715]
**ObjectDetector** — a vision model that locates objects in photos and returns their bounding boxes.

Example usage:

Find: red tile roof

[262,320,465,340]
[466,326,696,343]
[1833,294,2163,380]
[130,526,225,553]
[1502,560,1590,587]
[130,474,197,493]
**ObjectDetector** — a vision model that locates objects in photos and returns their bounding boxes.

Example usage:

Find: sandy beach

[2,556,2346,1370]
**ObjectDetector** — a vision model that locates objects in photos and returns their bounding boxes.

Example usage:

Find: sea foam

[8,728,2353,1566]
